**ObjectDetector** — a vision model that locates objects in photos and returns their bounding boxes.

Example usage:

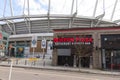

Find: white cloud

[12,0,120,21]
[17,0,48,15]
[77,0,96,16]
[50,0,72,14]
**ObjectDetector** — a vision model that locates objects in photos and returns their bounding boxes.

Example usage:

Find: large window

[101,34,120,49]
[57,49,71,56]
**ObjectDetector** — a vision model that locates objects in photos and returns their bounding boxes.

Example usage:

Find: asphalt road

[0,66,120,80]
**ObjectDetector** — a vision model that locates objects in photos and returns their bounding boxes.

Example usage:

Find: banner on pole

[0,33,2,40]
[41,39,46,49]
[31,35,37,48]
[47,41,53,50]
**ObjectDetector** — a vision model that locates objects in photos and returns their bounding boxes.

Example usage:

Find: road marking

[9,60,13,80]
[0,67,100,80]
[0,67,119,80]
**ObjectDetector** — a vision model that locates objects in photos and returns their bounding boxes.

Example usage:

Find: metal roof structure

[0,0,119,35]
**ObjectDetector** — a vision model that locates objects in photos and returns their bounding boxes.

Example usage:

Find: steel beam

[24,15,31,33]
[5,21,14,34]
[3,0,7,17]
[9,0,14,16]
[48,0,51,32]
[93,0,98,17]
[111,0,118,21]
[27,0,30,15]
[69,0,75,28]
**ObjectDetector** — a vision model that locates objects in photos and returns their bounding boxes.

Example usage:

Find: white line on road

[9,60,13,80]
[0,67,100,80]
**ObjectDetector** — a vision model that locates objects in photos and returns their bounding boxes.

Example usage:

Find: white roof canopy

[0,0,119,35]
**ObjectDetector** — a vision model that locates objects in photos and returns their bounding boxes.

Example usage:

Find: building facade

[52,27,120,69]
[8,33,53,58]
[0,31,9,57]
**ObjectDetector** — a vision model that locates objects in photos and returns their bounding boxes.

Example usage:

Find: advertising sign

[0,33,2,40]
[31,35,37,48]
[41,39,46,49]
[53,37,93,46]
[47,41,53,50]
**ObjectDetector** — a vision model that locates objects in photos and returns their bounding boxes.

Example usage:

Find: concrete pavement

[1,66,120,80]
[0,58,120,76]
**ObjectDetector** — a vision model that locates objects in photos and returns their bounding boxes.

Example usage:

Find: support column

[52,48,57,66]
[102,49,106,69]
[92,33,102,69]
[52,34,58,66]
[14,41,17,57]
[0,26,2,30]
[73,55,77,67]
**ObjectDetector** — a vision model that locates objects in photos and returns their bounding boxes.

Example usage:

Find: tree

[74,43,92,68]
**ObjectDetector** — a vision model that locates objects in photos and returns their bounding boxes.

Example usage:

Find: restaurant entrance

[101,34,120,70]
[53,35,93,68]
[58,56,73,66]
[102,49,120,69]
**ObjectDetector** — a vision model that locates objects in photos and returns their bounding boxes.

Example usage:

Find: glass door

[104,49,120,69]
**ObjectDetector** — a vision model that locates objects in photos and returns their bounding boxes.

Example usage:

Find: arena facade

[0,0,120,69]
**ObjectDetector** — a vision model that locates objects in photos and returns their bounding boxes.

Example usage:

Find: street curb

[0,64,120,76]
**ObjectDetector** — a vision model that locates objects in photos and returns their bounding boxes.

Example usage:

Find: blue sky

[0,0,22,17]
[0,0,120,21]
[0,0,48,17]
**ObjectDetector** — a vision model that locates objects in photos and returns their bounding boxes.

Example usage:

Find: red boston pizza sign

[53,37,93,43]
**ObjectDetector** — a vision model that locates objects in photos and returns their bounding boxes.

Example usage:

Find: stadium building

[0,0,120,69]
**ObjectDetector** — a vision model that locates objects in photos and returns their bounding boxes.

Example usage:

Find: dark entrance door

[104,49,120,69]
[57,49,73,66]
[101,34,120,70]
[58,56,73,66]
[75,56,91,68]
[81,57,90,68]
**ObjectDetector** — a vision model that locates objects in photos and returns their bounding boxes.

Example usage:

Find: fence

[5,58,52,67]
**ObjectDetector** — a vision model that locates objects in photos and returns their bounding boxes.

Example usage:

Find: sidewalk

[0,59,120,76]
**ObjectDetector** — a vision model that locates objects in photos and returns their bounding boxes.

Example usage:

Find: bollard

[43,60,45,67]
[16,59,18,65]
[25,60,27,65]
[31,61,33,66]
[31,61,34,66]
[8,60,11,64]
[64,63,69,71]
[33,61,36,66]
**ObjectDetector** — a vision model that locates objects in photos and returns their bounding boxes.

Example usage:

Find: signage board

[0,33,2,40]
[41,39,46,49]
[53,37,93,46]
[57,49,71,56]
[31,35,37,48]
[53,37,93,43]
[47,41,53,49]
